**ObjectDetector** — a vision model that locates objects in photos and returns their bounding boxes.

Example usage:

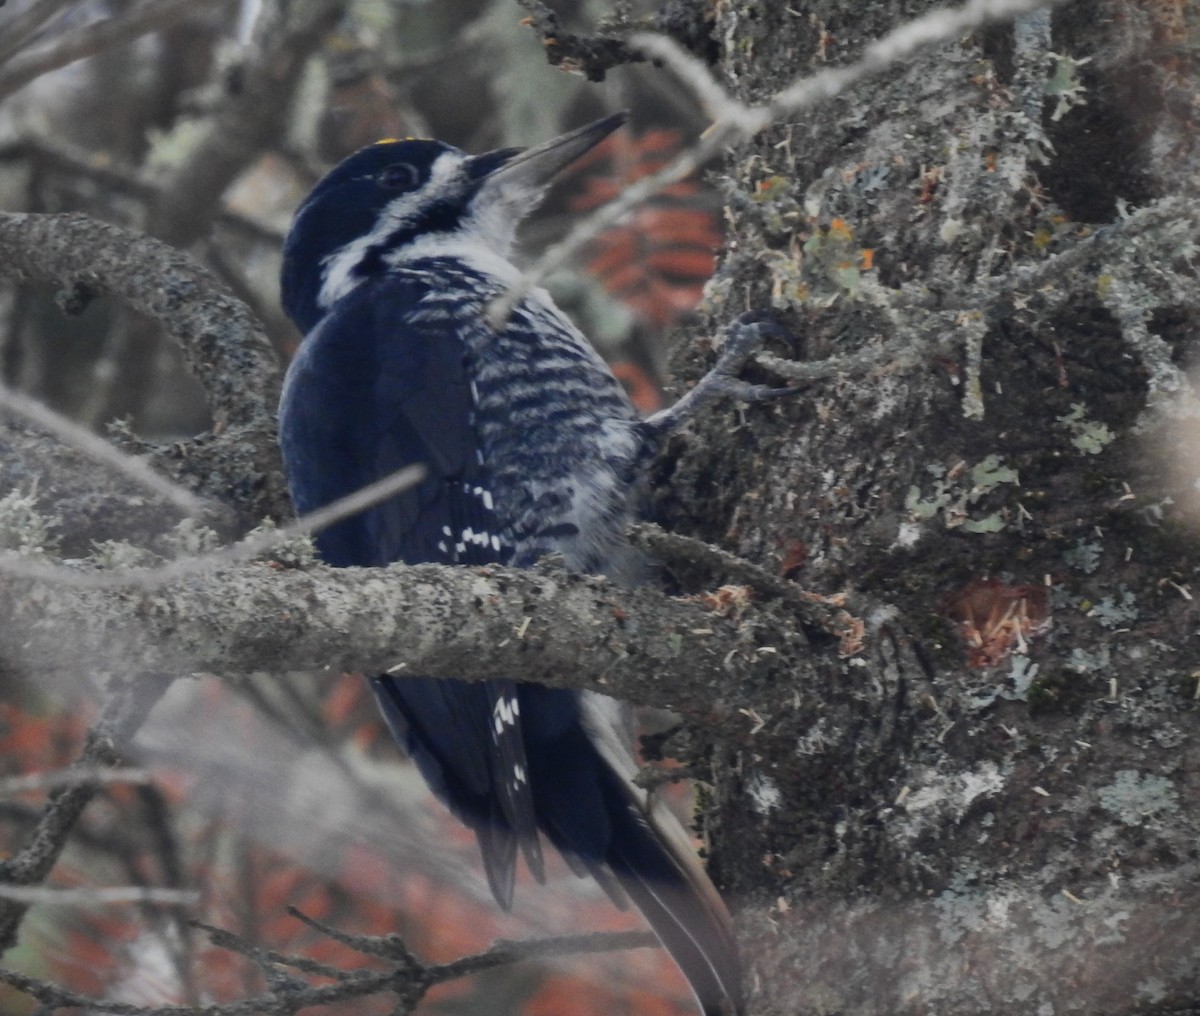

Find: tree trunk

[658,2,1200,1013]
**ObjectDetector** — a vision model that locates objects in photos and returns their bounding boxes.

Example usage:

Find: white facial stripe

[317,151,468,309]
[464,172,541,257]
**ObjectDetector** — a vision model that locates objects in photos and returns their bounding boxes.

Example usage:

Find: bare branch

[0,926,658,1015]
[0,672,174,950]
[0,766,152,796]
[0,884,199,906]
[0,0,197,102]
[429,929,658,981]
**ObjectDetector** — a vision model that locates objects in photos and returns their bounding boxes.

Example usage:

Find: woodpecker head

[281,112,627,332]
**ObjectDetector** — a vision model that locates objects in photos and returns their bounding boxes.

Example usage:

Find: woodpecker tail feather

[371,676,742,1014]
[602,768,743,1016]
[572,692,742,1016]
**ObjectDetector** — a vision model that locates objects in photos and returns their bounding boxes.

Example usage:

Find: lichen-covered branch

[0,555,820,718]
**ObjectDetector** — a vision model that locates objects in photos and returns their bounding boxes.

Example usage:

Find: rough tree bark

[649,1,1200,1013]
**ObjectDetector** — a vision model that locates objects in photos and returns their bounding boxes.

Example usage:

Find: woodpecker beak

[478,112,628,189]
[467,113,628,226]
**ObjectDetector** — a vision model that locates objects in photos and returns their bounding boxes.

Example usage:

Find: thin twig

[285,905,418,962]
[0,383,209,517]
[0,885,199,907]
[0,673,174,951]
[0,463,425,591]
[0,766,152,796]
[0,928,658,1015]
[428,929,658,982]
[193,919,355,981]
[0,0,198,101]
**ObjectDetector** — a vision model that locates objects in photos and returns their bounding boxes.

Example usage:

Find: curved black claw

[714,312,793,375]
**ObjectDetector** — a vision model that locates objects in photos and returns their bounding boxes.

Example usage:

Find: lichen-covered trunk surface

[653,2,1200,1013]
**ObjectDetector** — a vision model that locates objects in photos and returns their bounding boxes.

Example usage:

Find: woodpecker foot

[711,311,791,379]
[639,312,797,445]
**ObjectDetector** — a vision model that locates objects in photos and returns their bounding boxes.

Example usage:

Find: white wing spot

[492,695,518,738]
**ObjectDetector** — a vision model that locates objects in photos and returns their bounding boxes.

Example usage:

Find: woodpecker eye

[376,163,420,190]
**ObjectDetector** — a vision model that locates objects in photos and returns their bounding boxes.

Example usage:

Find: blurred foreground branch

[0,923,657,1015]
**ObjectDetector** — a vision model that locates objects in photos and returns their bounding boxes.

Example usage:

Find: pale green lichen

[970,454,1019,490]
[1135,978,1169,1004]
[965,654,1039,710]
[1097,770,1178,825]
[897,762,1006,841]
[1008,654,1039,700]
[159,517,223,558]
[1087,586,1138,629]
[1066,646,1111,672]
[961,512,1005,534]
[243,518,317,569]
[0,483,61,556]
[1058,403,1115,455]
[904,455,1020,534]
[89,539,156,569]
[1044,52,1091,121]
[746,770,782,815]
[1063,538,1102,574]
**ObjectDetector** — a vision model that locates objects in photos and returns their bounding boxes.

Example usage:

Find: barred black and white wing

[280,273,543,905]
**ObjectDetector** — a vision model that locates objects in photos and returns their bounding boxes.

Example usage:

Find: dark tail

[525,687,743,1016]
[601,765,743,1016]
[375,675,743,1015]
